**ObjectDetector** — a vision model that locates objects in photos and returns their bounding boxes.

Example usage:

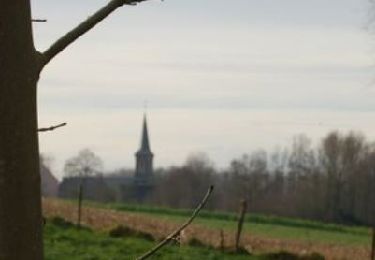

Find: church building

[134,114,154,201]
[58,113,155,203]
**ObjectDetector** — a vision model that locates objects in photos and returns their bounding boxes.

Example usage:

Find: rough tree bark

[0,0,150,259]
[0,1,43,259]
[371,226,375,260]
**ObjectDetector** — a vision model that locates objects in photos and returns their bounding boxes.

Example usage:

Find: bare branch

[32,19,47,23]
[38,122,67,132]
[40,0,150,69]
[137,185,214,260]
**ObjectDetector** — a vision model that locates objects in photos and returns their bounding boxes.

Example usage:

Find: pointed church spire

[135,113,154,202]
[139,114,151,153]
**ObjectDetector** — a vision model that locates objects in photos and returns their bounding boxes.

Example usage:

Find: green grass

[44,219,258,260]
[107,203,368,233]
[156,215,371,246]
[82,201,371,246]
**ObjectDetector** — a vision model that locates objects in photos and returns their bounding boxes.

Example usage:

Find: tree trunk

[371,226,375,260]
[0,1,43,259]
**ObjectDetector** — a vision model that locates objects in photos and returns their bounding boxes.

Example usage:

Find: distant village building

[58,175,115,202]
[58,114,155,202]
[40,163,59,197]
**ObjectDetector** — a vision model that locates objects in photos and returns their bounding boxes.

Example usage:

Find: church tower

[134,114,154,200]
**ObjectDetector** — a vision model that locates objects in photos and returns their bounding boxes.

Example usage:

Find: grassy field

[44,218,259,260]
[44,199,372,259]
[94,202,371,246]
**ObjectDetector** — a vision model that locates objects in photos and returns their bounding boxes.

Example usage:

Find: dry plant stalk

[136,185,214,260]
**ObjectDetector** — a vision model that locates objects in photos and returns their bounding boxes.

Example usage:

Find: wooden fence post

[235,199,247,252]
[219,229,224,252]
[77,182,83,228]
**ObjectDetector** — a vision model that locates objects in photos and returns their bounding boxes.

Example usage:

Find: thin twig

[38,122,67,132]
[40,0,150,69]
[32,19,47,23]
[137,185,214,260]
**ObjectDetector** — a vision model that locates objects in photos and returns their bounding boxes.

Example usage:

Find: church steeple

[135,114,153,183]
[139,114,151,153]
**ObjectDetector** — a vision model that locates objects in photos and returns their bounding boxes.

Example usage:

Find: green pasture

[149,214,370,246]
[87,202,372,247]
[44,218,258,260]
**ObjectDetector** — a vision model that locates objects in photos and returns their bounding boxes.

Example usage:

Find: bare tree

[152,154,215,209]
[287,134,318,217]
[227,151,268,213]
[0,1,151,259]
[64,149,103,179]
[319,131,367,222]
[288,135,315,182]
[64,149,103,227]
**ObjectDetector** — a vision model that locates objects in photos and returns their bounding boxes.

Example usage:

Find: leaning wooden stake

[137,185,214,260]
[77,182,83,228]
[219,229,225,252]
[371,226,375,260]
[235,199,247,252]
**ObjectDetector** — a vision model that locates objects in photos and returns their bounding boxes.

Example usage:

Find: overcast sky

[32,0,375,179]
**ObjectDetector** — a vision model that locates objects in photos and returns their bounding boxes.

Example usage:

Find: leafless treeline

[58,130,375,226]
[149,131,375,226]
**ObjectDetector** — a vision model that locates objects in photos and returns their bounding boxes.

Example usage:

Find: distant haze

[33,0,374,179]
